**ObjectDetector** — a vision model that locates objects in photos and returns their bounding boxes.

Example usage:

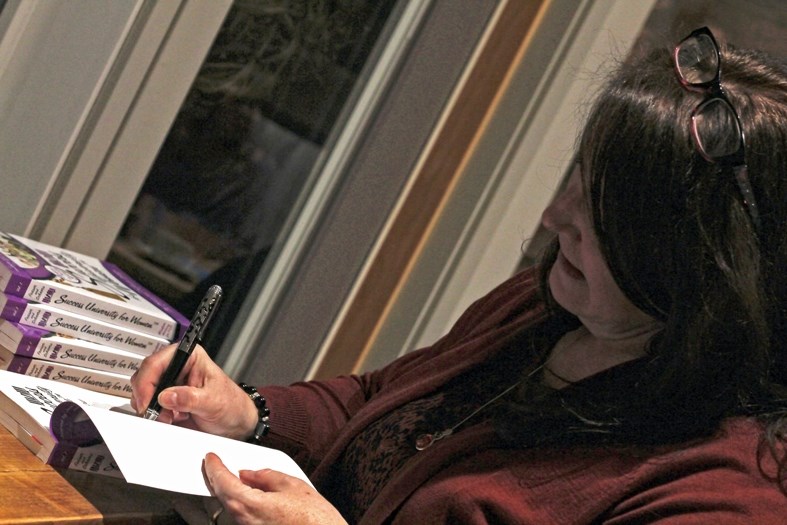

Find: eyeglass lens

[676,33,719,85]
[692,98,743,160]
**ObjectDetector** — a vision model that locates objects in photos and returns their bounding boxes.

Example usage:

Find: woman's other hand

[204,453,348,525]
[130,344,257,440]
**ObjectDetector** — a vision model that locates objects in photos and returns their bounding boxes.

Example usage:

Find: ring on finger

[210,506,224,525]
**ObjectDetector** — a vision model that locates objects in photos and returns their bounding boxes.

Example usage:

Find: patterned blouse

[331,349,525,522]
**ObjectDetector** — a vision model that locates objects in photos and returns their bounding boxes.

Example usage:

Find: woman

[131,28,787,523]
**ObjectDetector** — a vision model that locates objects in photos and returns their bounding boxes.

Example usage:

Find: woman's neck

[543,323,660,388]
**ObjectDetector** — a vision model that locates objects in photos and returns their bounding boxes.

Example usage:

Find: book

[0,291,170,355]
[0,319,143,375]
[0,232,188,340]
[0,349,133,397]
[0,370,125,476]
[0,370,311,496]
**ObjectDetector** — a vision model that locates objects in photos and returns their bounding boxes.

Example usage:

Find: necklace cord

[415,360,549,451]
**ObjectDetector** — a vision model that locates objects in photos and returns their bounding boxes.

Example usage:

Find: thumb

[238,468,305,492]
[158,385,211,415]
[203,452,248,500]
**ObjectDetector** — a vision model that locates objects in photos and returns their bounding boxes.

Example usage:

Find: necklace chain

[414,361,547,451]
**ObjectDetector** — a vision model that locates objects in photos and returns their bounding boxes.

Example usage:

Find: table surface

[0,425,191,524]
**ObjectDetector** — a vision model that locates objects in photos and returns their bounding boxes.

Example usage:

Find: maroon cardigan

[259,268,787,523]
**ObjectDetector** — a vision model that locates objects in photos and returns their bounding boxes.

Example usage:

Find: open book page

[0,369,130,474]
[0,370,311,496]
[0,369,129,434]
[69,403,313,496]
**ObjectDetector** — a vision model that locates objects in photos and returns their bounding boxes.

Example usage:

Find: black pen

[143,284,223,421]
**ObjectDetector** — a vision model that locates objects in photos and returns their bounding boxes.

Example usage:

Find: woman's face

[541,165,656,336]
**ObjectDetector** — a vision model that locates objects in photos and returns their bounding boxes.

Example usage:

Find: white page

[79,404,312,496]
[0,369,129,429]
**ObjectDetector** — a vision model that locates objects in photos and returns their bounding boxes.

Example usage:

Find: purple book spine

[5,355,31,374]
[12,323,49,357]
[51,402,103,446]
[47,442,78,468]
[0,257,33,296]
[0,294,27,323]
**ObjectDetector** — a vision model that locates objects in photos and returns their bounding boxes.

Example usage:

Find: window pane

[107,0,397,355]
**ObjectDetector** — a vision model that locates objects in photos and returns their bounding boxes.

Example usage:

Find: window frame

[338,0,658,374]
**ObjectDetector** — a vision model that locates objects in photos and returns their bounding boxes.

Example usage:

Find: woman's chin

[548,264,585,317]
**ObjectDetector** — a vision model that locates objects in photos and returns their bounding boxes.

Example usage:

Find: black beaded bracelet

[238,382,270,444]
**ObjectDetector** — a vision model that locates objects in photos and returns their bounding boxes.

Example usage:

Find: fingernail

[160,391,177,407]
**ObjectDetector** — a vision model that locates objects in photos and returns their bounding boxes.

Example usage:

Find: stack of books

[0,232,188,398]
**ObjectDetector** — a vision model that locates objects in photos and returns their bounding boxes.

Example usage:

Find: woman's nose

[541,187,578,233]
[542,164,585,235]
[541,198,561,232]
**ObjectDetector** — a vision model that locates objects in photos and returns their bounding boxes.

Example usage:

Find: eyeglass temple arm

[732,164,762,234]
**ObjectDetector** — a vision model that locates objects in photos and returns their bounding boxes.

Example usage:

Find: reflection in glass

[108,0,397,354]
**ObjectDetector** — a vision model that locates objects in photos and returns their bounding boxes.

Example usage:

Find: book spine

[11,338,141,375]
[0,321,141,375]
[48,441,123,478]
[0,256,32,296]
[0,295,168,355]
[4,354,31,374]
[26,278,183,341]
[5,330,42,357]
[0,291,24,323]
[6,358,133,398]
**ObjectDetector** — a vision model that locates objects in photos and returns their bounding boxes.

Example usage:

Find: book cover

[0,370,124,477]
[0,409,120,475]
[0,232,188,340]
[0,371,311,496]
[0,319,142,375]
[0,353,133,398]
[0,292,170,355]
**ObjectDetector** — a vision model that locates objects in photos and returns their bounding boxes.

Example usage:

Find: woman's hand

[204,453,348,525]
[129,344,257,440]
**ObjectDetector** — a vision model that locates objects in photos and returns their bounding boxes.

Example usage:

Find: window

[106,0,398,356]
[0,0,502,385]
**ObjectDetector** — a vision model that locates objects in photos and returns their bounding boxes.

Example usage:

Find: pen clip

[193,285,223,341]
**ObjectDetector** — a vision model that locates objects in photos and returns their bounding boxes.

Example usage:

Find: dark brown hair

[498,42,787,455]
